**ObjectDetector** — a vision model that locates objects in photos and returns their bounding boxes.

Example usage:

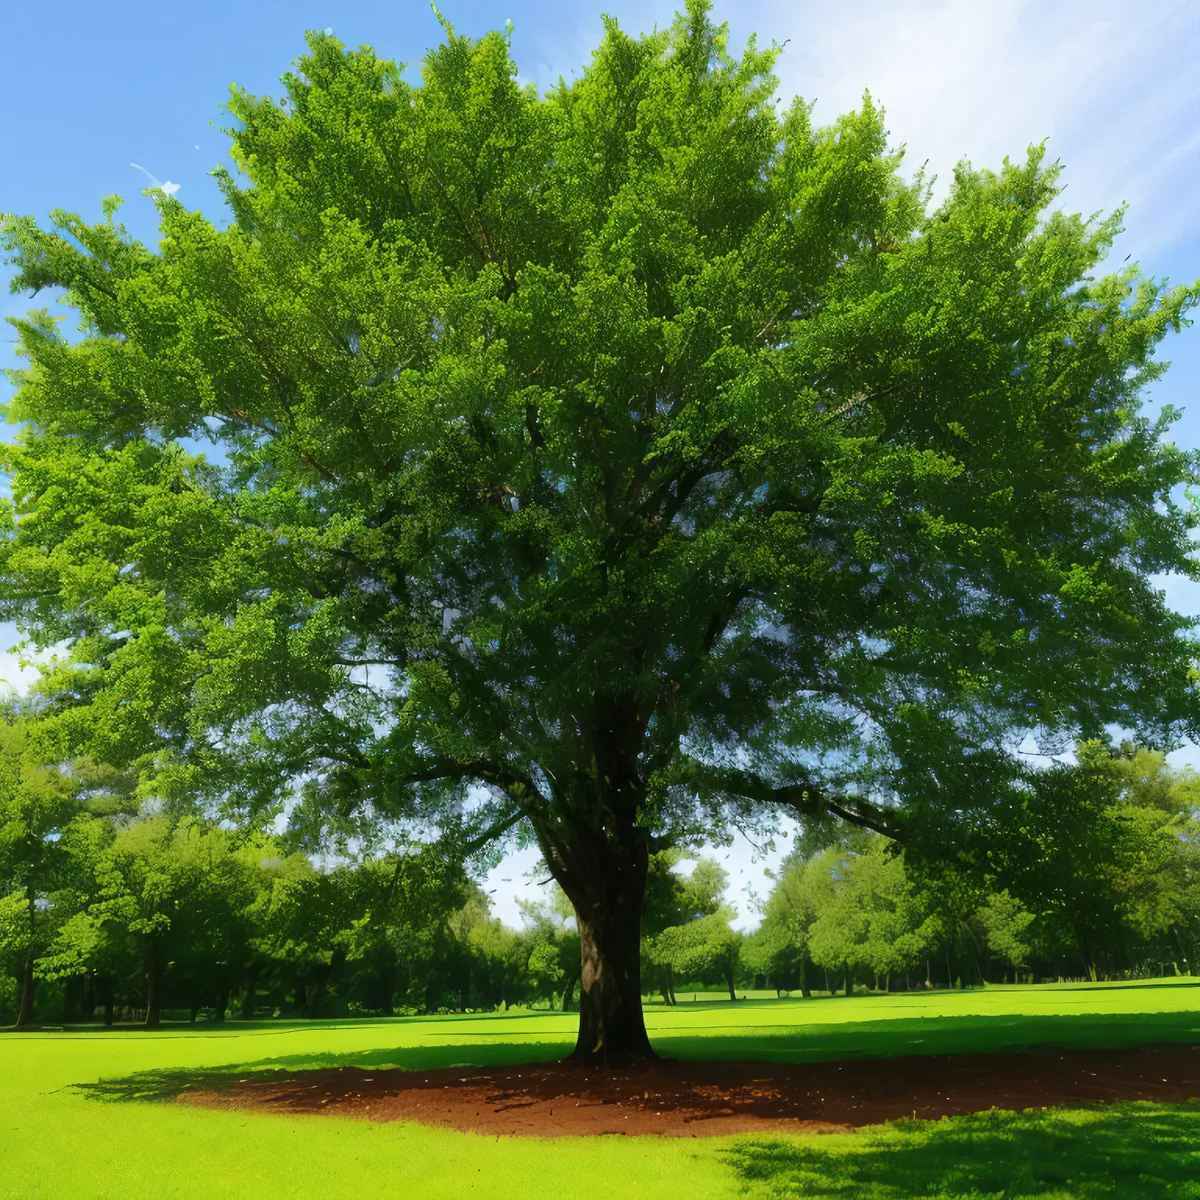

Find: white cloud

[756,0,1199,260]
[129,162,179,197]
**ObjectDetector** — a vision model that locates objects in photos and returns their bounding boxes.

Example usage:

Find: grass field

[3,980,1199,1199]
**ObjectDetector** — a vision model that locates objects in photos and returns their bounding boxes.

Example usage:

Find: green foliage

[0,703,88,1020]
[975,890,1035,972]
[652,913,742,995]
[518,885,581,1009]
[0,2,1196,937]
[755,739,1200,990]
[642,851,740,1000]
[803,836,939,983]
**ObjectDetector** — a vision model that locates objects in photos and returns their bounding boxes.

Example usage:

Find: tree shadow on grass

[723,1103,1200,1199]
[1051,981,1200,994]
[654,1008,1200,1066]
[67,1008,1200,1130]
[69,1040,574,1104]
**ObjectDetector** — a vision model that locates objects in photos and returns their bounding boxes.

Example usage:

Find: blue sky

[1,0,1198,926]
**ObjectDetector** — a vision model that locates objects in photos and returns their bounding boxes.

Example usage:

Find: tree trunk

[144,963,161,1029]
[725,966,736,1002]
[241,971,258,1020]
[306,979,326,1020]
[15,955,35,1028]
[1170,926,1191,975]
[16,878,36,1028]
[569,900,654,1063]
[213,987,229,1024]
[969,945,985,987]
[543,807,656,1066]
[100,977,115,1027]
[800,956,811,999]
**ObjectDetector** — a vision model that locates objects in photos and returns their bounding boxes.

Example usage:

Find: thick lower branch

[674,759,904,841]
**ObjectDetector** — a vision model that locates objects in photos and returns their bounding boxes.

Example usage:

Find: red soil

[177,1043,1200,1137]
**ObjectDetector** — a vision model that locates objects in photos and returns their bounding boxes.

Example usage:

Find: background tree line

[745,740,1200,994]
[3,692,1197,1026]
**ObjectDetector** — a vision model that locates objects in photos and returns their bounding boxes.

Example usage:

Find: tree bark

[15,955,35,1028]
[725,966,736,1002]
[542,806,656,1066]
[16,879,36,1028]
[658,964,673,1006]
[144,963,161,1029]
[569,899,654,1063]
[799,955,811,999]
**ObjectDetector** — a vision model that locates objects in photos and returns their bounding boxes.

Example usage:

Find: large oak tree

[2,2,1199,1061]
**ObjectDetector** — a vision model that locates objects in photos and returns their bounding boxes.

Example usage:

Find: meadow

[3,979,1199,1199]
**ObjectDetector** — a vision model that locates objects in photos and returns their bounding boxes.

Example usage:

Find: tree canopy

[1,0,1198,1060]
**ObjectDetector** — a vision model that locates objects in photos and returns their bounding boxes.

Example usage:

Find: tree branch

[396,758,547,812]
[674,758,904,841]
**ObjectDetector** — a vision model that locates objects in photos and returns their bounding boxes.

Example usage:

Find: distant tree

[801,834,937,993]
[518,885,581,1010]
[652,912,742,1000]
[241,845,326,1017]
[1099,744,1200,973]
[342,849,471,1015]
[974,890,1035,982]
[741,918,804,996]
[642,852,727,1003]
[83,817,252,1026]
[742,850,821,995]
[3,1,1197,1061]
[0,710,82,1025]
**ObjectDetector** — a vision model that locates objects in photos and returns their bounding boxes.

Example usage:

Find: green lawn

[3,980,1199,1199]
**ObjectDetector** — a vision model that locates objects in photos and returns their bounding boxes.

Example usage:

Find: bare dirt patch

[176,1043,1200,1137]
